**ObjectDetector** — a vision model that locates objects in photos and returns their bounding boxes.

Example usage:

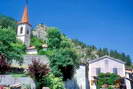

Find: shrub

[31,37,45,51]
[0,54,10,74]
[38,49,47,55]
[108,86,113,89]
[97,73,121,88]
[28,59,50,89]
[44,73,65,89]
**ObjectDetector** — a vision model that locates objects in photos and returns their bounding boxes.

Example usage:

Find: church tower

[17,0,31,47]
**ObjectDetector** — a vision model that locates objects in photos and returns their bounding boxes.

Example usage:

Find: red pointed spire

[21,5,29,24]
[17,0,30,24]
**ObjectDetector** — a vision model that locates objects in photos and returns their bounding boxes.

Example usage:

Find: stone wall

[12,55,49,68]
[23,55,49,65]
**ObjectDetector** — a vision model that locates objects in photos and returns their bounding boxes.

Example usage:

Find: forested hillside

[0,14,132,66]
[0,14,16,29]
[72,39,132,66]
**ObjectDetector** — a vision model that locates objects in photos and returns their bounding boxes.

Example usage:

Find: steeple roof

[21,5,29,24]
[18,0,30,25]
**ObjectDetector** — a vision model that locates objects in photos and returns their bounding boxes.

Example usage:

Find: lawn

[11,73,28,78]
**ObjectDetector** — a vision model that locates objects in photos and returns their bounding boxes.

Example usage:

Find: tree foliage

[48,48,79,80]
[0,14,16,29]
[31,37,45,50]
[47,28,80,80]
[109,50,131,65]
[47,28,62,49]
[0,28,26,62]
[72,39,97,60]
[97,49,132,66]
[72,39,132,66]
[97,73,121,88]
[44,73,65,89]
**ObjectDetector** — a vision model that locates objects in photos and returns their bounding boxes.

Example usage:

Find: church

[16,1,48,55]
[16,2,31,47]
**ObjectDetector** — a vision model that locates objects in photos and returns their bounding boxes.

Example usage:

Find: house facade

[88,56,126,89]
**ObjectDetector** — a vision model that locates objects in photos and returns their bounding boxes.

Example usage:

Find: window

[20,27,23,34]
[27,29,29,34]
[113,68,118,74]
[96,68,101,75]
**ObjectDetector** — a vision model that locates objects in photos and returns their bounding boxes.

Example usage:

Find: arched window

[27,29,29,34]
[20,27,23,34]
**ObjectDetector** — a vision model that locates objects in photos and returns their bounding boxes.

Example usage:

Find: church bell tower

[17,0,31,47]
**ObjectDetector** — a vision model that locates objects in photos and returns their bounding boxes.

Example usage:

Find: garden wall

[12,55,49,68]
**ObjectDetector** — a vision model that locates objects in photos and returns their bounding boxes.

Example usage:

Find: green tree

[31,37,45,51]
[0,14,16,29]
[60,35,72,48]
[97,48,109,57]
[47,28,80,80]
[47,27,62,49]
[44,73,65,89]
[72,39,87,48]
[0,28,26,63]
[48,48,79,80]
[110,50,132,66]
[125,55,131,65]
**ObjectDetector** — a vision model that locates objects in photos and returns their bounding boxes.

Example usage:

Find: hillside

[32,24,132,66]
[0,14,17,29]
[72,39,132,66]
[0,14,132,66]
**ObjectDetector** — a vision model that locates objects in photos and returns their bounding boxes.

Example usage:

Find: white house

[88,56,125,89]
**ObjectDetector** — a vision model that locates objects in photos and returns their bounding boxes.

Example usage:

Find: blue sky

[0,0,133,60]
